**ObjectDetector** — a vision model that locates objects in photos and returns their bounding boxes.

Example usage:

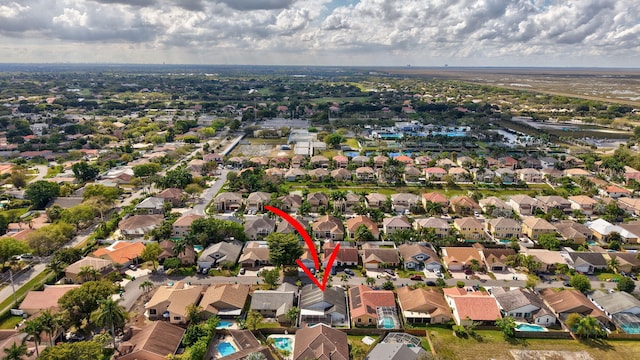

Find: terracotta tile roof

[397,286,450,319]
[446,292,502,321]
[118,321,185,360]
[19,285,80,313]
[93,241,145,265]
[348,285,396,319]
[442,247,482,267]
[172,214,203,227]
[346,215,379,236]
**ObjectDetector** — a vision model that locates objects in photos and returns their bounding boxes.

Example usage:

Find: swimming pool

[515,323,547,332]
[193,245,203,252]
[621,324,640,334]
[217,342,237,357]
[380,317,396,329]
[272,337,293,352]
[499,239,512,244]
[216,321,233,329]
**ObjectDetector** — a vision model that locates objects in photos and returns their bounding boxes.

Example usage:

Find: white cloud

[0,0,637,66]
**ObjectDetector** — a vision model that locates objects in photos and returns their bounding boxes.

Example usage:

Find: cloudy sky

[0,0,638,67]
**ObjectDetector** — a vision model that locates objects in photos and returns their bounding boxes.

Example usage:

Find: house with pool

[293,323,349,360]
[444,287,502,326]
[492,287,556,326]
[299,285,348,327]
[348,285,399,328]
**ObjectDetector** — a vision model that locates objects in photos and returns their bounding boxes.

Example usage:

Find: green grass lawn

[597,273,623,282]
[0,316,23,329]
[345,138,360,149]
[249,138,287,145]
[347,334,378,353]
[0,208,29,222]
[0,270,51,314]
[428,326,640,360]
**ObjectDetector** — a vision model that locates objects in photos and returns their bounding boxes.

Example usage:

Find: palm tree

[139,280,154,300]
[339,274,349,287]
[22,318,43,358]
[365,277,375,287]
[172,239,186,257]
[46,258,66,277]
[575,316,600,339]
[91,298,128,353]
[607,257,620,273]
[38,310,59,346]
[78,265,99,282]
[2,342,27,360]
[350,345,366,360]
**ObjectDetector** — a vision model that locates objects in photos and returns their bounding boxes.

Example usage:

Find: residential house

[499,156,518,170]
[517,168,543,183]
[279,194,303,213]
[145,282,203,325]
[299,285,348,326]
[590,290,640,317]
[617,197,640,217]
[619,221,640,244]
[519,157,542,169]
[118,214,164,239]
[436,158,456,169]
[331,168,352,181]
[157,188,185,207]
[536,196,572,214]
[398,243,441,271]
[312,215,344,240]
[333,155,349,168]
[555,220,592,244]
[250,285,297,324]
[441,247,483,272]
[565,252,608,274]
[93,241,145,266]
[351,155,370,167]
[471,168,495,183]
[366,193,388,209]
[293,323,349,360]
[244,215,276,240]
[308,168,330,181]
[366,343,426,360]
[453,217,485,241]
[456,156,474,167]
[285,168,306,181]
[349,285,398,328]
[19,285,80,315]
[486,217,521,240]
[396,286,451,324]
[539,288,610,327]
[395,155,414,166]
[383,216,412,235]
[568,195,598,216]
[606,252,640,274]
[443,287,502,326]
[492,288,556,326]
[117,322,185,360]
[197,241,243,270]
[213,192,243,212]
[159,240,195,265]
[64,257,113,283]
[520,248,568,273]
[391,193,418,213]
[355,166,376,182]
[508,195,538,216]
[323,241,359,267]
[479,196,512,214]
[540,156,559,169]
[413,217,450,239]
[239,241,271,268]
[374,155,388,169]
[361,243,400,269]
[479,246,516,272]
[449,167,470,182]
[199,284,250,318]
[310,155,329,168]
[265,167,285,180]
[564,168,592,178]
[172,214,203,238]
[421,192,449,213]
[414,155,431,168]
[246,191,271,212]
[249,156,269,167]
[423,167,447,181]
[494,168,516,184]
[334,192,360,213]
[307,192,329,211]
[346,215,379,239]
[521,217,556,240]
[291,155,306,168]
[403,166,422,183]
[602,185,631,199]
[587,218,638,243]
[449,196,480,216]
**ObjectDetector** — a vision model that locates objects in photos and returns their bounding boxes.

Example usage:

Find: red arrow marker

[265,206,340,291]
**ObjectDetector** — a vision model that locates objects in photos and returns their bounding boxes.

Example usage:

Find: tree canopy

[58,281,117,328]
[71,161,100,182]
[185,218,247,246]
[265,233,304,268]
[25,180,60,209]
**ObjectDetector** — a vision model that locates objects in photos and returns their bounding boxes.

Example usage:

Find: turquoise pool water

[515,323,546,332]
[217,342,237,357]
[621,324,640,334]
[193,245,203,252]
[381,317,395,329]
[216,321,233,329]
[499,239,511,244]
[587,241,597,246]
[273,337,292,352]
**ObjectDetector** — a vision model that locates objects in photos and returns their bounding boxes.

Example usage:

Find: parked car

[344,268,355,276]
[631,274,638,281]
[563,281,572,287]
[410,275,423,281]
[464,269,473,275]
[128,264,137,270]
[384,269,396,276]
[20,253,34,260]
[239,268,245,275]
[426,281,437,286]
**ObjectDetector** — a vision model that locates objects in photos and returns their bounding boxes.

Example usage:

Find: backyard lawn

[428,327,640,360]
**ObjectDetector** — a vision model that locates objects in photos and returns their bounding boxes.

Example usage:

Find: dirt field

[510,350,594,360]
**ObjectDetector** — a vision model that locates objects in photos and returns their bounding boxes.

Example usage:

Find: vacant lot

[429,327,640,360]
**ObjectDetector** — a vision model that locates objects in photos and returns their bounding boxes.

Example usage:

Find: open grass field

[429,327,640,360]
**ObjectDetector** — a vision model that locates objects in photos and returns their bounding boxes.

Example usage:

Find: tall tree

[25,180,60,209]
[245,311,264,331]
[140,242,162,270]
[265,233,303,268]
[71,161,100,182]
[78,266,100,282]
[23,318,44,358]
[91,298,128,353]
[2,342,27,360]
